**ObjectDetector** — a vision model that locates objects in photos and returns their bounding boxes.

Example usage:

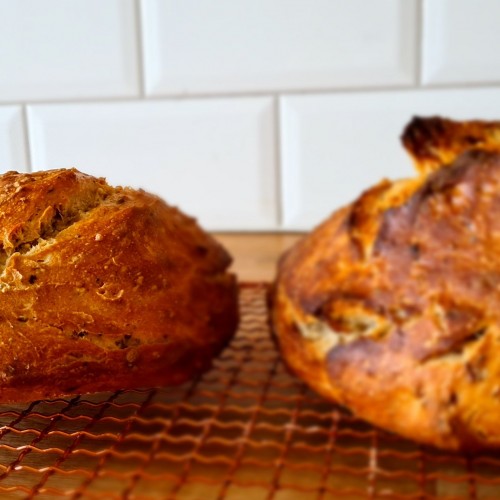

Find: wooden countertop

[214,233,304,282]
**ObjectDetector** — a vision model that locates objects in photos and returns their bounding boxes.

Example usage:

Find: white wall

[0,0,498,230]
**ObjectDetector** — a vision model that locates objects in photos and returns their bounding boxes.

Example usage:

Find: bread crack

[0,192,110,267]
[421,327,487,364]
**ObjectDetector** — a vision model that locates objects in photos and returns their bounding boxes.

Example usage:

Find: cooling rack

[0,283,499,499]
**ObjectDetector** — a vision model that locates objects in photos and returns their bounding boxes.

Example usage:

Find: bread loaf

[0,168,238,402]
[271,117,500,450]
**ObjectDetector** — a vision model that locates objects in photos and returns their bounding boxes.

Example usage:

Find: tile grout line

[21,105,33,173]
[2,82,500,109]
[134,0,147,98]
[416,0,424,86]
[273,95,283,229]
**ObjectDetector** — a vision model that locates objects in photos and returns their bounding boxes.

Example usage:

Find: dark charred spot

[115,334,140,349]
[462,327,487,344]
[28,275,37,284]
[195,245,208,257]
[17,316,28,323]
[401,116,447,162]
[409,243,420,259]
[72,330,88,339]
[464,135,480,146]
[448,392,458,406]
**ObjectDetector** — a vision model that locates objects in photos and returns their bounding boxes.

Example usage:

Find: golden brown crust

[0,168,238,402]
[272,117,500,450]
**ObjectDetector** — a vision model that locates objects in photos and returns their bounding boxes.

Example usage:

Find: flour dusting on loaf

[0,168,238,402]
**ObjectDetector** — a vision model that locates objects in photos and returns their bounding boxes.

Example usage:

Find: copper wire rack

[0,284,500,499]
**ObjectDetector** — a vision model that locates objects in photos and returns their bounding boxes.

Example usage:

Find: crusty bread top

[281,116,500,354]
[349,116,500,260]
[0,168,238,401]
[274,117,500,449]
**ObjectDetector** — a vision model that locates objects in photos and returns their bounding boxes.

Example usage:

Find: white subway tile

[0,107,28,173]
[0,0,139,101]
[422,0,500,85]
[28,98,277,230]
[142,0,417,95]
[281,88,500,230]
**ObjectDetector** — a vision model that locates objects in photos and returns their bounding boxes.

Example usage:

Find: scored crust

[272,116,500,450]
[0,168,238,402]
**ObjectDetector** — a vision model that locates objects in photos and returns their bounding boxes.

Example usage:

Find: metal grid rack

[0,283,499,499]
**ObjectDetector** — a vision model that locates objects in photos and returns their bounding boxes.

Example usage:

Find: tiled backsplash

[0,0,498,231]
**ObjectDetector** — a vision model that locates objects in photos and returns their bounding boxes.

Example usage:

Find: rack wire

[0,283,499,499]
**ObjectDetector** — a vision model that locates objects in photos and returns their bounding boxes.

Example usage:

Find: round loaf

[271,117,500,450]
[0,168,238,402]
